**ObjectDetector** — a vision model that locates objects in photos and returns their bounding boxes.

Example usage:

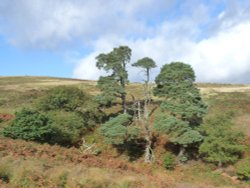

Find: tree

[98,55,156,163]
[132,57,156,101]
[199,113,244,167]
[154,62,207,161]
[132,57,157,163]
[96,46,131,113]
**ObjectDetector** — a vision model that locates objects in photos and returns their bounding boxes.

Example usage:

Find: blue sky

[1,0,250,83]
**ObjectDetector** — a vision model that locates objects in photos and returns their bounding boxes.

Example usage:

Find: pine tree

[96,46,131,113]
[132,57,157,163]
[154,62,207,161]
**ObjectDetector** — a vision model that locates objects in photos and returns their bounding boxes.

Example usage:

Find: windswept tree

[154,62,207,162]
[96,46,131,113]
[132,57,156,101]
[132,57,157,163]
[99,55,157,163]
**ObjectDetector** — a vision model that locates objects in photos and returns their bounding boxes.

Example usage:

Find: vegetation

[154,62,207,161]
[48,111,86,146]
[38,85,87,111]
[1,46,250,187]
[96,46,131,113]
[3,108,53,142]
[236,157,250,180]
[199,113,245,167]
[163,152,176,170]
[99,113,137,145]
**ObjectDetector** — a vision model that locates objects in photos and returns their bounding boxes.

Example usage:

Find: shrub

[199,113,244,167]
[236,158,250,180]
[48,111,86,146]
[163,153,176,170]
[38,86,87,111]
[3,108,53,142]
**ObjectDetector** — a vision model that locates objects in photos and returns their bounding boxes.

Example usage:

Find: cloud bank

[1,0,250,83]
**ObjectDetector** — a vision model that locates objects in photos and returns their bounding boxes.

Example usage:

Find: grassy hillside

[0,76,250,187]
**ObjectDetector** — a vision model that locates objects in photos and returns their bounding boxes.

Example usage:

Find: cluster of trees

[95,46,245,166]
[2,45,247,172]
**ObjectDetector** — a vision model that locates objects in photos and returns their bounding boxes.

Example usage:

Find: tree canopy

[132,57,156,83]
[96,46,131,113]
[154,62,207,161]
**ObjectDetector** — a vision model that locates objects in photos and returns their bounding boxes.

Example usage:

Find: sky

[1,0,250,83]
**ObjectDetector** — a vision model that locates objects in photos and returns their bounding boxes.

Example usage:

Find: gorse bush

[2,86,104,146]
[236,157,250,180]
[3,108,53,142]
[48,111,86,146]
[38,86,87,111]
[163,153,176,170]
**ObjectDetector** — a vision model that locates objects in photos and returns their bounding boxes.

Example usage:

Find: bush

[199,113,244,167]
[38,86,87,111]
[3,108,53,142]
[163,153,176,170]
[236,158,250,180]
[48,111,86,146]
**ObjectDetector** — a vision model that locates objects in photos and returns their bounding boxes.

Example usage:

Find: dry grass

[1,76,250,187]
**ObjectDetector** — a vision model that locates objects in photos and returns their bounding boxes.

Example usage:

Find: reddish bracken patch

[0,113,14,121]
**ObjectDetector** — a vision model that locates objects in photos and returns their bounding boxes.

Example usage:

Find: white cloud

[1,0,250,83]
[0,0,173,49]
[73,21,250,84]
[184,21,250,83]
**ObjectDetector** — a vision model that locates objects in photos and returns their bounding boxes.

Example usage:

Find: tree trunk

[143,99,154,163]
[144,135,154,163]
[120,77,127,114]
[121,93,127,114]
[177,147,185,162]
[218,160,222,168]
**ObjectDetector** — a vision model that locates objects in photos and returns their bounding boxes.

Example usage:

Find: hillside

[0,76,250,188]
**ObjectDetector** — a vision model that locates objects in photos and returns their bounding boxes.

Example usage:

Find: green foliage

[236,157,250,180]
[163,153,176,170]
[48,111,86,146]
[3,108,53,142]
[154,62,195,98]
[38,86,86,111]
[199,114,244,166]
[76,100,105,127]
[154,115,203,147]
[99,114,139,145]
[96,46,131,77]
[154,62,206,160]
[95,76,125,106]
[96,46,131,112]
[132,57,156,70]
